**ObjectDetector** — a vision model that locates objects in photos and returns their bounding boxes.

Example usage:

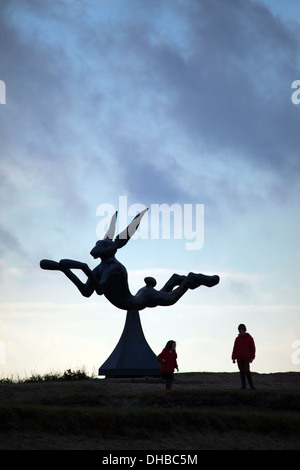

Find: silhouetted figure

[232,324,256,389]
[157,340,178,389]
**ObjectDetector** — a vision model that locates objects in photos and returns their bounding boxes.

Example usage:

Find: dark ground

[0,372,299,450]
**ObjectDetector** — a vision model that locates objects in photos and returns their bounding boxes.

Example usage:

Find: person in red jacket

[157,340,179,389]
[232,324,256,389]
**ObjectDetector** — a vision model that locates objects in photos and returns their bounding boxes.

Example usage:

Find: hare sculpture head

[90,208,148,260]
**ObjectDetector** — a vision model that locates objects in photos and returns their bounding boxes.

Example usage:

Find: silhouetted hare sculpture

[40,209,219,310]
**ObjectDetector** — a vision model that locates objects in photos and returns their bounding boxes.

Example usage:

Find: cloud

[1,0,299,217]
[0,2,299,250]
[103,0,300,207]
[0,227,30,279]
[159,1,300,177]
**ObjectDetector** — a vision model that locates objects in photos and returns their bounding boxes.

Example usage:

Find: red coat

[232,333,255,362]
[157,348,178,373]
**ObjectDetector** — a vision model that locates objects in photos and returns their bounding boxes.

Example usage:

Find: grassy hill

[0,372,299,450]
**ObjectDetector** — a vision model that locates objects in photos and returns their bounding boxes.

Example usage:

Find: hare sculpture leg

[135,272,220,309]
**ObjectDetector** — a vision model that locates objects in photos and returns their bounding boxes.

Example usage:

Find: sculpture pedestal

[98,309,161,378]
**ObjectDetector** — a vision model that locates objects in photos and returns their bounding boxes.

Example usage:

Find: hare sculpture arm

[40,259,102,297]
[40,209,148,302]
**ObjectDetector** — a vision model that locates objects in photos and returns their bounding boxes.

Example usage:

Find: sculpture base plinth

[98,309,161,378]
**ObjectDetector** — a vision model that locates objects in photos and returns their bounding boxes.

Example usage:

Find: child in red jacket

[157,340,179,389]
[232,324,256,389]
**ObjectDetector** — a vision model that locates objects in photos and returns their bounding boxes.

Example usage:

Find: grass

[0,367,92,383]
[0,403,299,437]
[0,371,299,449]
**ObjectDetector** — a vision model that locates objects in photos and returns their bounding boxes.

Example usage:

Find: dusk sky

[1,0,299,378]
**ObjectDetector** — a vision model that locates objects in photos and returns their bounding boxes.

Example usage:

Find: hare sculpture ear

[103,211,118,240]
[115,208,148,248]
